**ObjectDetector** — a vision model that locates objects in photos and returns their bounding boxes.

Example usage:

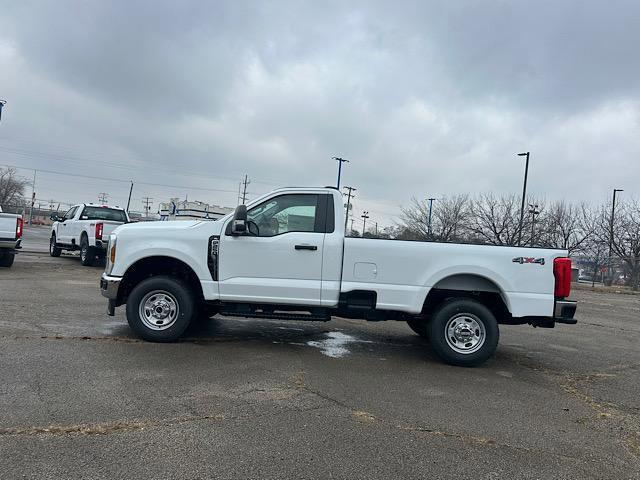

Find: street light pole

[0,99,6,123]
[608,188,624,283]
[517,152,530,247]
[333,157,349,189]
[427,197,436,237]
[528,203,539,246]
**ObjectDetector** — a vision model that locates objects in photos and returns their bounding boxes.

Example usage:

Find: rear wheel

[79,236,94,266]
[126,276,195,342]
[49,234,62,257]
[428,298,499,367]
[0,253,15,268]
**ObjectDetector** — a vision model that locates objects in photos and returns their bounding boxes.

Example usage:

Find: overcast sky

[1,1,639,225]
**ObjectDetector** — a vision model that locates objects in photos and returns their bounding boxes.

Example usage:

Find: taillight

[95,222,103,240]
[553,257,572,298]
[16,217,23,239]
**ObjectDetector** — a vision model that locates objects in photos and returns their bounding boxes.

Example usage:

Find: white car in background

[50,204,129,266]
[0,206,23,268]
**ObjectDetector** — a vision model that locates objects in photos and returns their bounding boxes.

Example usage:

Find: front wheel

[428,298,499,367]
[125,276,196,342]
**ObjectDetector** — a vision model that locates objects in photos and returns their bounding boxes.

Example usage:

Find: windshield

[81,206,127,222]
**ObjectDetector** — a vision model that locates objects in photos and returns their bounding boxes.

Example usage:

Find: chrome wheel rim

[139,290,179,330]
[445,313,486,354]
[80,244,87,261]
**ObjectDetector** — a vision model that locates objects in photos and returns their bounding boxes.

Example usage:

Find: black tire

[428,298,499,367]
[0,253,15,268]
[125,276,196,342]
[79,235,94,266]
[49,234,62,257]
[406,316,430,339]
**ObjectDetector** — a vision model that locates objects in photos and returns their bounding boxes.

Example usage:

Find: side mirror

[231,205,247,235]
[50,213,61,222]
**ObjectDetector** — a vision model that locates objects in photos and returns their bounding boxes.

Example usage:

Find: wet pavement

[0,252,639,479]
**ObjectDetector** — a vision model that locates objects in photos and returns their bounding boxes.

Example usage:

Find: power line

[1,163,250,195]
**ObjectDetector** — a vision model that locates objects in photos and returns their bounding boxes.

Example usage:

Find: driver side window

[247,194,319,237]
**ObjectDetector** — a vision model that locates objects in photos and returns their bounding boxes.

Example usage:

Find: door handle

[295,244,317,251]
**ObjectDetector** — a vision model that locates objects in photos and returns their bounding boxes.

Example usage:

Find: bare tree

[610,199,640,290]
[398,194,469,242]
[467,193,523,246]
[538,201,595,255]
[0,168,28,207]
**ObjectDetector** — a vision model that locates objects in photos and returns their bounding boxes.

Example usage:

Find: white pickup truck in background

[0,206,23,268]
[100,187,577,366]
[50,204,129,266]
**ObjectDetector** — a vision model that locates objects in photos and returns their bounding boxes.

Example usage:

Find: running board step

[218,308,331,322]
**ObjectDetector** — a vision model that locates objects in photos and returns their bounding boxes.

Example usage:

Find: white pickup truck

[100,187,577,366]
[50,204,129,266]
[0,206,23,268]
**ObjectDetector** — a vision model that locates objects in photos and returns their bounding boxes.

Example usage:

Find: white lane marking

[306,332,372,358]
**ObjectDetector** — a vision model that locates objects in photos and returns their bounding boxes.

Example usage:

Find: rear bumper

[554,299,577,324]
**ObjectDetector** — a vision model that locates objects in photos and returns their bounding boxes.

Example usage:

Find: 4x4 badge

[512,257,545,265]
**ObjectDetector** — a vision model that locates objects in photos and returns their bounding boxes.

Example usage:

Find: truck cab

[100,187,577,366]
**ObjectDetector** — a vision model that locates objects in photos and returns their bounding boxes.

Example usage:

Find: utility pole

[126,182,134,213]
[375,222,378,237]
[0,99,6,123]
[608,188,624,285]
[237,182,242,205]
[361,211,369,236]
[350,218,354,234]
[28,169,36,226]
[427,197,436,237]
[528,203,540,246]
[142,197,153,217]
[332,157,349,189]
[241,174,250,204]
[98,192,109,203]
[517,151,530,247]
[343,186,356,232]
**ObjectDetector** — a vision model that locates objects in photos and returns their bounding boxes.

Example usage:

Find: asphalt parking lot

[1,227,639,479]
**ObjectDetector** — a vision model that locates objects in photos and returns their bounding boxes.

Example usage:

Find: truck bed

[341,238,566,317]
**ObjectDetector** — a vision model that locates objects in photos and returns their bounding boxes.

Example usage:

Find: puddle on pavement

[306,331,372,358]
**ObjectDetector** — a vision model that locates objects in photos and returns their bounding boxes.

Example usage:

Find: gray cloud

[1,0,639,223]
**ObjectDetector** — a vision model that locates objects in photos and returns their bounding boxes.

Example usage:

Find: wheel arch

[422,273,512,323]
[116,255,204,307]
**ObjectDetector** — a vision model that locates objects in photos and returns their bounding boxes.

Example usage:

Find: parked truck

[100,187,577,366]
[0,206,23,268]
[50,204,129,266]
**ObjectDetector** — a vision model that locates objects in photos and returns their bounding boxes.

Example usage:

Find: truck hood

[113,220,223,236]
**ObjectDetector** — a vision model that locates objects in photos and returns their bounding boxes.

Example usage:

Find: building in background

[158,198,233,221]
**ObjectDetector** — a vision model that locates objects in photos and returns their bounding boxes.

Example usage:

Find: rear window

[81,206,127,222]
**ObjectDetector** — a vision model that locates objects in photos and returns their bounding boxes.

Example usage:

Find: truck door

[218,193,332,306]
[57,206,77,244]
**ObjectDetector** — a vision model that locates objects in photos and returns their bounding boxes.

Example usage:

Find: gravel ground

[0,252,639,479]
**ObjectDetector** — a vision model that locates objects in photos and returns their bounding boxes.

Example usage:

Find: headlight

[105,234,117,274]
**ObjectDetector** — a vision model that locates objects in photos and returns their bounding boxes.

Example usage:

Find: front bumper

[100,273,121,316]
[554,299,577,324]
